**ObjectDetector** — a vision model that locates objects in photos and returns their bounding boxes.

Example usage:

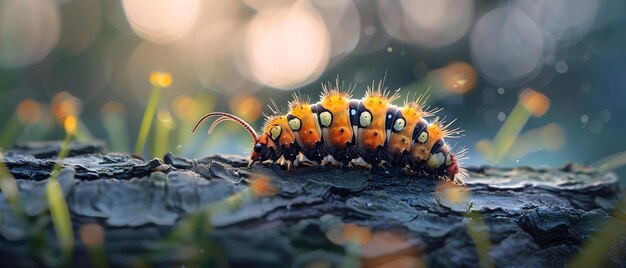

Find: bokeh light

[436,181,469,204]
[58,0,102,54]
[156,109,173,124]
[0,0,623,187]
[471,7,545,87]
[0,0,60,68]
[243,1,331,89]
[0,1,625,265]
[172,95,201,121]
[16,99,42,125]
[122,0,200,43]
[101,101,127,116]
[351,1,391,55]
[51,92,83,125]
[314,0,361,59]
[519,88,550,117]
[326,222,372,246]
[126,42,192,105]
[228,94,262,123]
[249,176,278,197]
[440,62,477,94]
[79,223,104,248]
[378,0,474,48]
[508,123,566,160]
[360,231,415,257]
[583,0,626,58]
[515,0,600,48]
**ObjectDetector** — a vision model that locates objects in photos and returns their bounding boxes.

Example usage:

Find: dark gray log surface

[0,142,624,267]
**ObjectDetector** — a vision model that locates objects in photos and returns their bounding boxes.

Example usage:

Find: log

[0,142,624,267]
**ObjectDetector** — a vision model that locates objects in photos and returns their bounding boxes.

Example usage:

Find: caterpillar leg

[362,146,392,169]
[452,175,466,186]
[295,155,317,167]
[301,142,330,164]
[330,144,358,170]
[321,155,339,168]
[286,160,295,171]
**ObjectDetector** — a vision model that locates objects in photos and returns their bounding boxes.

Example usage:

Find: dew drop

[580,114,589,124]
[599,109,611,122]
[555,60,568,74]
[497,112,506,122]
[589,120,604,134]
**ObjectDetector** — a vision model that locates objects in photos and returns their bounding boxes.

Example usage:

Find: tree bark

[0,142,624,267]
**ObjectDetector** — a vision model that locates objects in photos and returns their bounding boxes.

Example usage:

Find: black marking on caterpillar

[193,78,469,185]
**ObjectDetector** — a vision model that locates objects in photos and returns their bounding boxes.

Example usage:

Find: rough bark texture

[0,141,624,267]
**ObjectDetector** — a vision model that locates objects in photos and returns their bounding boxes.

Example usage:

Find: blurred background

[0,0,625,177]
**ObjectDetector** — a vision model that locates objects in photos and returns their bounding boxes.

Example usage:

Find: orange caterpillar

[193,79,468,185]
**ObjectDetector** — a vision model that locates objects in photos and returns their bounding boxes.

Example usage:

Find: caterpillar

[193,79,469,185]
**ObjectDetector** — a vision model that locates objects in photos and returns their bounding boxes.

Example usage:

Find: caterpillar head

[250,133,273,163]
[262,116,295,148]
[426,143,468,186]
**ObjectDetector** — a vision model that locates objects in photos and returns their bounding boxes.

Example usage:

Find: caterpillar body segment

[194,80,468,185]
[386,100,428,166]
[316,83,356,165]
[287,96,327,163]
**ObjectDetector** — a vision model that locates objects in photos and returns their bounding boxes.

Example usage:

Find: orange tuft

[429,117,463,139]
[427,124,444,141]
[364,79,401,103]
[320,76,353,101]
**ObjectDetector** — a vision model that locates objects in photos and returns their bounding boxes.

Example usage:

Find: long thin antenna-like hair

[268,98,284,115]
[193,112,259,142]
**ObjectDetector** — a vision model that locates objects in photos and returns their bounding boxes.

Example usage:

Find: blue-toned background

[1,0,625,178]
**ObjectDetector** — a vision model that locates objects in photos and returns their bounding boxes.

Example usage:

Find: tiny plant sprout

[46,114,78,263]
[64,115,77,136]
[150,71,173,88]
[135,70,173,156]
[488,88,551,163]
